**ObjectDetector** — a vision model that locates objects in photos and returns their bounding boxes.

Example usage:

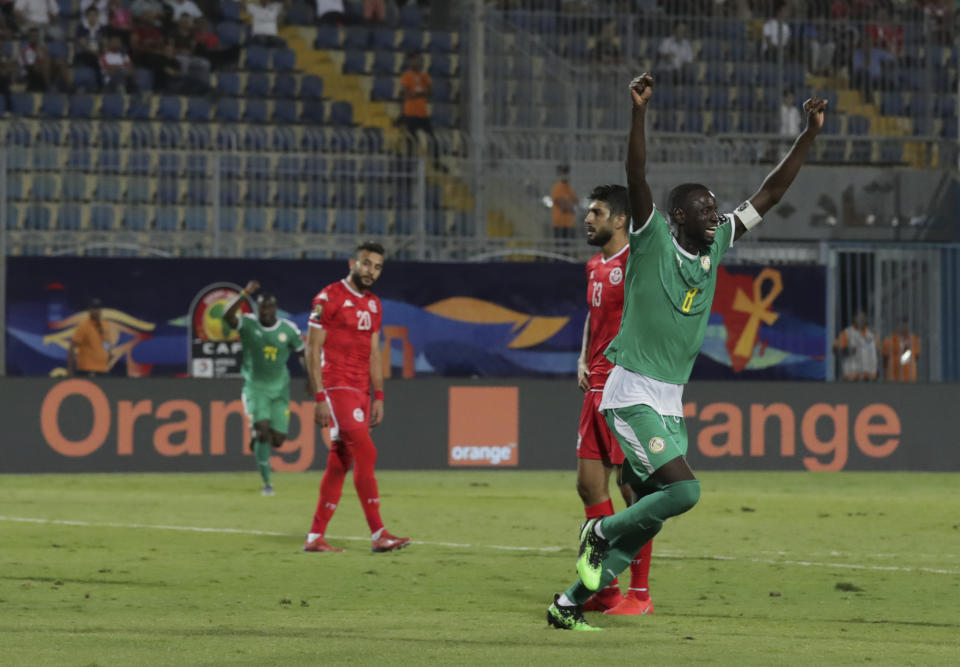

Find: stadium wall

[2,378,957,474]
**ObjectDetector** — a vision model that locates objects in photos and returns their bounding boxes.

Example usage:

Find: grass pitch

[1,470,958,666]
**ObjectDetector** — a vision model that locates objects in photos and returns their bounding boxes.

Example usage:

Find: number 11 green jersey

[603,207,735,385]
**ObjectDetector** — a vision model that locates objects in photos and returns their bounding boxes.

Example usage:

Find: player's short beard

[350,271,371,292]
[587,227,613,247]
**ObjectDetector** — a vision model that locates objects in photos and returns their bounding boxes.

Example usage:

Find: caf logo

[648,437,666,454]
[609,267,623,285]
[353,408,365,422]
[700,256,711,272]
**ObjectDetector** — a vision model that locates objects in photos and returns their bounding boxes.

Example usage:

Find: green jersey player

[223,281,306,496]
[548,74,828,630]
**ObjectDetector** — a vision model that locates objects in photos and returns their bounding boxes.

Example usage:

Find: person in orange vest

[68,298,114,377]
[552,164,578,239]
[882,319,920,382]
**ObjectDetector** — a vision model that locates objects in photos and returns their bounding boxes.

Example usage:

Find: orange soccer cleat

[582,588,625,613]
[604,594,654,616]
[303,536,344,553]
[371,529,411,553]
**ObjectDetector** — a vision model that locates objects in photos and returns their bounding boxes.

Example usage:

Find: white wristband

[734,200,763,231]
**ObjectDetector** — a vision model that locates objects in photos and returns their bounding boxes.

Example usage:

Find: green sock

[564,480,701,606]
[254,440,272,485]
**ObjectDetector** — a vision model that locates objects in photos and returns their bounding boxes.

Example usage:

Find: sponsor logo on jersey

[318,292,329,301]
[344,299,354,307]
[648,437,666,454]
[368,300,378,313]
[701,256,711,272]
[278,333,287,343]
[609,267,623,285]
[353,408,365,422]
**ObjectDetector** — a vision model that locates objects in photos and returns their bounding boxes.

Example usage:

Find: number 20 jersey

[309,279,383,393]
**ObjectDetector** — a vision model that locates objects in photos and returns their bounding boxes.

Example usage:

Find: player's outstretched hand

[370,399,384,427]
[244,280,260,294]
[802,96,828,135]
[629,74,654,108]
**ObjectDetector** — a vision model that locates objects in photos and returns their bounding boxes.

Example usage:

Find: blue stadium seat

[244,45,270,70]
[242,209,268,232]
[129,124,153,149]
[31,175,58,201]
[68,94,95,118]
[219,154,243,177]
[277,155,300,176]
[881,92,906,116]
[913,117,934,136]
[654,112,678,132]
[286,1,312,25]
[301,101,326,123]
[821,115,842,135]
[244,99,268,123]
[700,39,724,61]
[301,75,324,99]
[157,177,180,204]
[57,204,82,230]
[94,175,122,202]
[216,98,241,122]
[97,150,122,172]
[271,48,296,72]
[125,176,153,203]
[399,3,423,28]
[35,121,61,146]
[304,209,330,232]
[11,93,36,116]
[220,182,241,206]
[122,207,150,230]
[245,72,270,97]
[305,184,331,207]
[187,125,212,149]
[5,174,24,199]
[90,205,115,230]
[849,140,873,163]
[847,115,870,135]
[710,112,733,134]
[371,76,396,101]
[759,87,780,112]
[97,122,122,148]
[372,27,396,50]
[400,29,424,52]
[335,210,358,233]
[432,78,453,103]
[67,122,93,146]
[157,96,183,121]
[221,0,242,21]
[732,63,755,86]
[40,93,67,118]
[98,94,124,120]
[243,126,269,150]
[428,31,454,53]
[128,96,152,120]
[677,87,702,109]
[47,40,69,61]
[185,153,207,176]
[217,21,246,47]
[24,204,52,230]
[185,175,208,204]
[127,150,152,175]
[329,101,354,126]
[272,127,296,151]
[315,25,341,49]
[272,100,297,123]
[274,209,300,232]
[218,208,240,231]
[372,50,397,75]
[364,210,387,235]
[73,66,99,92]
[32,147,59,171]
[215,72,240,96]
[303,155,327,179]
[276,181,301,206]
[135,68,154,92]
[186,97,211,122]
[5,203,19,230]
[343,50,368,74]
[273,73,297,97]
[344,26,371,49]
[155,207,180,230]
[819,140,847,162]
[705,86,729,110]
[184,207,208,231]
[704,63,729,85]
[157,123,183,148]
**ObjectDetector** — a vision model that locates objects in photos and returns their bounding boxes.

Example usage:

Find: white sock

[371,528,384,541]
[558,593,575,607]
[594,519,606,540]
[307,532,322,542]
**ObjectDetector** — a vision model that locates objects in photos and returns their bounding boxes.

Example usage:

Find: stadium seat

[40,93,67,118]
[47,40,69,61]
[301,101,326,123]
[315,25,341,49]
[428,31,454,53]
[128,96,152,120]
[364,210,388,235]
[243,208,268,232]
[187,125,212,149]
[219,154,243,178]
[245,72,271,97]
[849,140,873,163]
[122,207,150,230]
[185,175,208,205]
[400,29,424,52]
[343,50,368,74]
[155,207,180,230]
[68,94,95,119]
[157,96,183,121]
[244,99,268,123]
[301,75,324,100]
[97,150,122,172]
[276,180,302,206]
[847,115,870,136]
[399,3,423,28]
[305,184,331,207]
[135,68,154,92]
[11,93,36,116]
[221,0,241,21]
[32,147,59,171]
[94,175,123,202]
[24,204,52,230]
[185,153,207,176]
[344,26,371,49]
[304,209,330,232]
[274,209,300,232]
[372,50,398,75]
[125,176,153,203]
[245,45,270,71]
[215,72,241,96]
[335,210,358,234]
[57,204,82,230]
[218,208,240,231]
[244,126,269,150]
[216,98,242,122]
[157,124,183,148]
[90,205,115,230]
[286,1,312,25]
[67,122,93,146]
[219,182,241,206]
[66,148,92,170]
[186,97,211,122]
[371,76,396,101]
[127,150,152,175]
[31,175,59,201]
[184,207,208,231]
[272,127,297,151]
[100,94,125,119]
[705,86,730,110]
[156,176,180,204]
[272,100,298,123]
[329,101,354,126]
[371,27,396,50]
[73,66,99,91]
[271,48,296,72]
[710,112,733,134]
[273,73,297,98]
[216,21,246,47]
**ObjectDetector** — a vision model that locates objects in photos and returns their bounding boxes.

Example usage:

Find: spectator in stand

[193,16,240,69]
[13,0,63,41]
[100,34,137,91]
[131,0,165,27]
[657,22,694,84]
[246,0,288,48]
[1,0,14,39]
[81,0,108,25]
[834,311,880,381]
[363,0,385,23]
[865,5,904,59]
[131,15,181,90]
[316,0,345,24]
[399,50,440,166]
[75,6,105,71]
[591,19,621,64]
[779,88,801,135]
[68,299,115,378]
[166,0,202,21]
[882,319,920,382]
[172,15,210,89]
[106,0,132,43]
[551,164,578,240]
[852,40,896,96]
[762,4,793,61]
[0,48,13,111]
[19,27,71,91]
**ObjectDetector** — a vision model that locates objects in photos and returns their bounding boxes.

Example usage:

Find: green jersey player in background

[224,281,306,496]
[547,74,827,630]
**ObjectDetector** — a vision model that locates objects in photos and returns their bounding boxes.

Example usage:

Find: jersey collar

[600,243,628,264]
[257,318,282,331]
[341,278,364,298]
[671,236,699,260]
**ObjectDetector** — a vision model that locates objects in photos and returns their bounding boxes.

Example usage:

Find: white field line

[0,515,955,575]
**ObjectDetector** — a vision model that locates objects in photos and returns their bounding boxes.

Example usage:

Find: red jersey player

[303,242,410,554]
[575,185,653,615]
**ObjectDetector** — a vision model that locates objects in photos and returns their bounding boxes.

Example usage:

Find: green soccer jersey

[604,207,735,385]
[234,314,304,389]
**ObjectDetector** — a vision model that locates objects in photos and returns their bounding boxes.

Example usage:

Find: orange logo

[448,387,518,466]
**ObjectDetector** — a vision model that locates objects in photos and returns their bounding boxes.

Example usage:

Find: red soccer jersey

[309,279,383,392]
[585,245,628,390]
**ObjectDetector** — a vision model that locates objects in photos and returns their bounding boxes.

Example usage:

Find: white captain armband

[734,200,762,231]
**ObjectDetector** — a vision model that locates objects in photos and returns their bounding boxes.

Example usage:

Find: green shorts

[242,384,291,435]
[604,404,688,488]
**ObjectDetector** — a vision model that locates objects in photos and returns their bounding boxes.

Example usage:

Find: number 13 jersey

[309,279,383,393]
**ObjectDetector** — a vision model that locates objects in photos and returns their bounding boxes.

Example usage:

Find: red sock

[343,429,384,534]
[585,499,620,595]
[628,539,653,601]
[310,445,351,535]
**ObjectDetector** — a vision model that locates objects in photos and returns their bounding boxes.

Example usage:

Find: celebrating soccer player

[223,281,306,497]
[548,74,827,630]
[303,242,411,554]
[575,184,654,616]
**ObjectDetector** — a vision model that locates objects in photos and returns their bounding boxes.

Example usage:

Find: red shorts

[326,388,370,442]
[577,390,624,464]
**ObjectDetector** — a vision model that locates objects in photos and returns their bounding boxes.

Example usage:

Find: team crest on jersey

[368,300,378,313]
[353,408,365,422]
[648,437,666,454]
[700,256,711,272]
[609,267,623,285]
[278,333,287,343]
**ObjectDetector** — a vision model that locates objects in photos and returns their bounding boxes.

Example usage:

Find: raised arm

[577,313,590,392]
[626,74,654,228]
[224,280,258,329]
[737,97,828,240]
